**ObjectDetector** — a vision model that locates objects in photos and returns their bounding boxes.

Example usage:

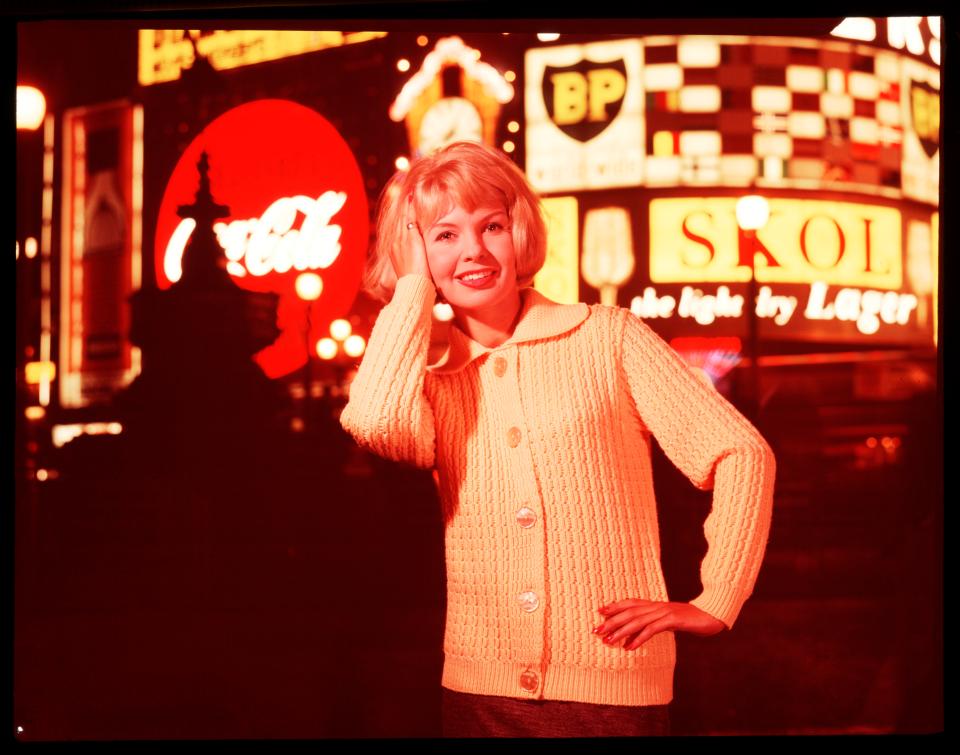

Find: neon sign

[649,197,903,290]
[831,17,940,66]
[630,283,918,336]
[164,192,348,281]
[138,30,387,86]
[154,99,369,379]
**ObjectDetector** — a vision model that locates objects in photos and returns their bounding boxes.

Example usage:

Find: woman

[339,141,775,737]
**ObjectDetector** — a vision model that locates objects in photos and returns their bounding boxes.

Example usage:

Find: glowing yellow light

[17,86,46,130]
[16,241,20,260]
[330,318,352,341]
[503,140,515,153]
[138,30,387,87]
[317,337,338,360]
[36,469,49,482]
[536,196,580,305]
[25,237,38,259]
[735,195,770,231]
[295,272,323,301]
[537,33,560,42]
[397,58,411,72]
[831,17,877,42]
[343,335,366,357]
[433,302,454,321]
[25,361,56,385]
[504,70,516,83]
[507,120,520,133]
[107,422,123,434]
[395,156,410,171]
[290,417,305,432]
[679,131,720,157]
[25,406,45,420]
[417,35,429,46]
[652,132,675,157]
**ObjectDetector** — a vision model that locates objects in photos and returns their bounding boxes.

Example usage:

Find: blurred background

[15,16,942,739]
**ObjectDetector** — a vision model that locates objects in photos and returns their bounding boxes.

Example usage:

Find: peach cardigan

[340,274,775,706]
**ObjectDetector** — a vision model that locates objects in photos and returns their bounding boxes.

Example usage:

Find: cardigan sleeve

[618,311,776,629]
[339,274,437,469]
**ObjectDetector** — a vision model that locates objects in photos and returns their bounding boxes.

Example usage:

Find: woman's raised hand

[592,600,726,650]
[390,196,433,281]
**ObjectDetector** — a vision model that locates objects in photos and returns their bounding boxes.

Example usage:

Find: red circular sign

[154,99,369,378]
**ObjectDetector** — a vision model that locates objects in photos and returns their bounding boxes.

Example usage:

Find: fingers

[596,607,672,647]
[593,603,665,638]
[624,616,674,650]
[599,598,655,615]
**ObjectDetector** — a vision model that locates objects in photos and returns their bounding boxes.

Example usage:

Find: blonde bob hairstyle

[362,140,548,304]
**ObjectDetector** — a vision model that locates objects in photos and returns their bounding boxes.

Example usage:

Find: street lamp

[17,86,46,131]
[735,194,770,421]
[295,272,323,425]
[318,325,366,400]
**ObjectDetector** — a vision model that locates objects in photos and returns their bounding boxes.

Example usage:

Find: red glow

[154,100,369,378]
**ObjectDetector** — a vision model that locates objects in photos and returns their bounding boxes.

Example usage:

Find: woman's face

[423,203,520,319]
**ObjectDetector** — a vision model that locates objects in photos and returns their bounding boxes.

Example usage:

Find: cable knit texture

[340,274,775,706]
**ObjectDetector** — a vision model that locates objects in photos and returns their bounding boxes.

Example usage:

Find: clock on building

[389,36,515,158]
[418,96,484,155]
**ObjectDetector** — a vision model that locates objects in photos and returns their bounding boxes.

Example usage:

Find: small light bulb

[507,121,520,133]
[395,156,410,171]
[344,335,366,358]
[537,33,560,42]
[504,70,516,83]
[503,140,515,153]
[295,272,323,301]
[317,337,338,360]
[735,195,770,231]
[417,35,429,47]
[330,318,352,341]
[397,58,411,72]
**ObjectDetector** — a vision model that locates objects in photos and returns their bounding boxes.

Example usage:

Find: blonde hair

[362,141,547,303]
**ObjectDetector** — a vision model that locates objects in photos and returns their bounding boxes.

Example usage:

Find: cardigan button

[515,507,537,528]
[519,669,539,692]
[517,591,540,612]
[507,427,522,447]
[493,356,507,377]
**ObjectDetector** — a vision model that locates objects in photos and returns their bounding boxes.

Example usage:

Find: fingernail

[603,635,615,644]
[592,626,604,635]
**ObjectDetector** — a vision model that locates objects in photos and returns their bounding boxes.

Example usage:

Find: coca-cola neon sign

[154,99,369,378]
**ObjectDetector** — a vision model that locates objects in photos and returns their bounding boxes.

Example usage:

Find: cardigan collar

[427,287,590,374]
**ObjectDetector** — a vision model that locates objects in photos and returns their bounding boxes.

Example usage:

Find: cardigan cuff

[690,584,748,630]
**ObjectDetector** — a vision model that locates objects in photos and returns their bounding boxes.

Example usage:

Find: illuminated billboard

[153,99,369,378]
[525,33,939,204]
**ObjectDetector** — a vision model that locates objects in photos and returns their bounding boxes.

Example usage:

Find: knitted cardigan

[340,274,776,706]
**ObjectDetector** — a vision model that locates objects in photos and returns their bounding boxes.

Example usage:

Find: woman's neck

[453,291,523,348]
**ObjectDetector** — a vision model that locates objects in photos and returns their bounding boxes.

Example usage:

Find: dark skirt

[441,688,671,738]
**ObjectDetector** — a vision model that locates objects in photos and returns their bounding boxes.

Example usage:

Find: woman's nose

[463,231,489,260]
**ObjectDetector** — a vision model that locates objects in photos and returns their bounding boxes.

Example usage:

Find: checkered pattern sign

[641,37,939,204]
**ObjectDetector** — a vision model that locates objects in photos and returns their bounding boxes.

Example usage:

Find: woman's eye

[436,231,454,241]
[485,222,504,232]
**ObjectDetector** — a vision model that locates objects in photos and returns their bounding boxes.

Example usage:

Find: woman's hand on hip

[390,195,433,281]
[592,600,726,650]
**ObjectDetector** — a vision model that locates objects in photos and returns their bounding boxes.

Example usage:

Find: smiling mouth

[457,270,497,282]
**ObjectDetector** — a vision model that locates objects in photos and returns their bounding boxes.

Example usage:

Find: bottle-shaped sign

[581,206,635,306]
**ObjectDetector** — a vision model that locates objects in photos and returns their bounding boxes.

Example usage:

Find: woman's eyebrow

[429,210,507,231]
